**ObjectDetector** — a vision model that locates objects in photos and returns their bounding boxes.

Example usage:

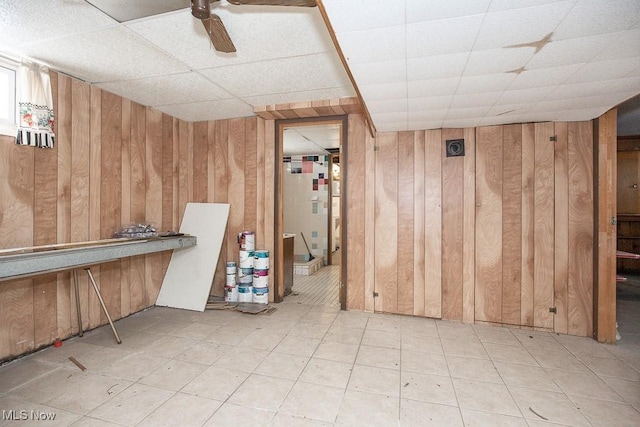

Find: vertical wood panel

[364,123,376,312]
[462,127,476,323]
[424,130,442,318]
[244,118,258,232]
[413,131,426,317]
[502,124,522,325]
[161,114,175,275]
[129,102,146,313]
[88,86,102,328]
[441,129,464,320]
[534,122,555,329]
[255,119,265,247]
[554,122,569,334]
[56,74,72,338]
[145,109,163,305]
[70,80,91,331]
[120,98,132,318]
[397,132,414,315]
[521,123,535,326]
[475,126,503,323]
[568,121,594,337]
[213,120,229,296]
[227,118,246,266]
[374,132,398,313]
[347,114,366,311]
[264,119,276,299]
[100,91,122,321]
[192,121,208,203]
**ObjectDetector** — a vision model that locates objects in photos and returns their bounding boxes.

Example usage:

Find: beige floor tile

[203,402,275,427]
[10,368,78,404]
[436,323,479,341]
[545,368,625,402]
[46,372,130,414]
[516,334,568,353]
[151,319,195,336]
[578,354,640,381]
[484,343,538,365]
[70,417,123,426]
[508,386,590,426]
[139,335,199,358]
[323,326,364,345]
[453,378,521,417]
[528,349,590,373]
[299,311,338,325]
[569,394,640,427]
[355,345,400,370]
[236,330,286,351]
[101,352,170,381]
[21,404,82,426]
[446,356,503,383]
[314,341,359,363]
[401,372,458,406]
[494,361,560,392]
[299,358,353,389]
[460,408,528,427]
[0,359,57,392]
[279,382,344,423]
[205,325,254,345]
[401,349,449,376]
[361,329,401,349]
[228,374,295,411]
[182,366,250,400]
[137,392,222,426]
[168,321,220,340]
[212,346,269,373]
[401,399,463,427]
[347,365,400,397]
[80,326,163,351]
[333,311,370,329]
[174,341,232,365]
[401,317,439,337]
[601,376,640,407]
[88,383,173,426]
[139,359,207,391]
[335,390,399,426]
[32,341,132,372]
[273,335,321,357]
[288,322,331,340]
[366,315,402,334]
[473,326,521,347]
[254,352,310,380]
[401,334,443,354]
[554,334,617,359]
[442,339,489,359]
[271,413,333,426]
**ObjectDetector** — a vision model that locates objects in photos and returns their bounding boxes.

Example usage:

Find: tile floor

[0,301,639,426]
[286,265,340,307]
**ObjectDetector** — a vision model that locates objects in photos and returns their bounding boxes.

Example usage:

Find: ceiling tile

[335,26,405,64]
[409,95,453,111]
[349,60,406,85]
[456,73,516,94]
[442,118,481,128]
[97,72,232,107]
[370,111,408,128]
[450,91,503,109]
[485,103,532,116]
[127,7,333,70]
[155,98,254,122]
[564,57,640,84]
[473,1,573,51]
[322,0,405,33]
[445,107,490,120]
[359,83,408,101]
[488,0,575,13]
[477,115,524,127]
[407,109,447,121]
[16,26,190,83]
[526,32,622,69]
[508,63,584,90]
[463,48,532,76]
[407,53,469,80]
[594,28,640,61]
[547,76,640,100]
[407,120,444,131]
[497,86,556,104]
[0,0,116,48]
[408,78,460,98]
[406,15,484,57]
[200,53,352,97]
[553,0,640,40]
[242,87,355,107]
[364,98,408,114]
[406,0,490,23]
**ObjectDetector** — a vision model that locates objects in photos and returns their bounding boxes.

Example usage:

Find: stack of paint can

[252,250,269,304]
[224,261,238,302]
[237,231,255,302]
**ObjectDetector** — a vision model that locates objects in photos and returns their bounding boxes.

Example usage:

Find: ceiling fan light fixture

[191,0,211,19]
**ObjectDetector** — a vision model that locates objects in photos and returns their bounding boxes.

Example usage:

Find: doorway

[274,116,347,309]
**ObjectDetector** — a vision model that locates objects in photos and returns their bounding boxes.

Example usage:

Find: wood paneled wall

[345,118,595,336]
[0,73,270,361]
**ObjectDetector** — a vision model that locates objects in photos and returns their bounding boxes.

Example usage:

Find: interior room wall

[282,155,329,263]
[0,72,273,362]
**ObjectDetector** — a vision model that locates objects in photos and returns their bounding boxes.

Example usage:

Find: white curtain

[16,60,55,149]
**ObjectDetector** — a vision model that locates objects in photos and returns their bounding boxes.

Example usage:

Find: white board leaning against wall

[156,202,230,311]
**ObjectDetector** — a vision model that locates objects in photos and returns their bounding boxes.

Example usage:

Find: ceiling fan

[192,0,318,53]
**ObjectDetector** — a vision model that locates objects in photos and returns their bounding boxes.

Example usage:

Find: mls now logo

[2,410,56,421]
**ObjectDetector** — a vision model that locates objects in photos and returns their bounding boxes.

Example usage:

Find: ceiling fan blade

[227,0,317,6]
[201,15,237,53]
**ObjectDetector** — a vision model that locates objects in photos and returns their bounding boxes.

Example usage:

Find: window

[0,57,17,136]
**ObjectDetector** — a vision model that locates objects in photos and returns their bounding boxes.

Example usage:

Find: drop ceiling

[0,0,638,133]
